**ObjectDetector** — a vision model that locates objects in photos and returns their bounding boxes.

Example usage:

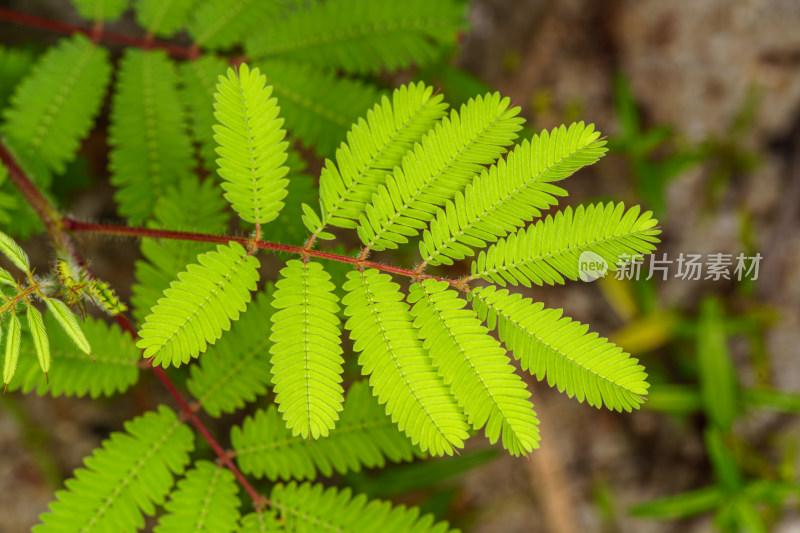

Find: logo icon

[578,251,608,282]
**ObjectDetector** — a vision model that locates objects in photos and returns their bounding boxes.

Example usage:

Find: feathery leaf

[155,461,240,533]
[132,177,230,324]
[137,242,260,368]
[26,305,50,375]
[70,0,128,21]
[44,298,91,356]
[271,482,456,533]
[342,269,468,456]
[0,229,30,272]
[135,0,196,37]
[238,510,284,533]
[213,63,290,225]
[470,202,660,287]
[419,122,607,266]
[357,92,523,251]
[3,313,21,391]
[270,260,344,438]
[408,279,540,456]
[187,290,274,417]
[109,49,194,224]
[245,0,464,74]
[34,406,194,533]
[5,314,140,398]
[232,381,418,481]
[314,82,448,235]
[471,285,649,412]
[188,0,285,50]
[1,34,111,176]
[256,60,382,156]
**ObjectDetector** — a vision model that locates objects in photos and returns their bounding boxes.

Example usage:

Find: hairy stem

[63,218,466,289]
[1,138,270,509]
[112,314,270,508]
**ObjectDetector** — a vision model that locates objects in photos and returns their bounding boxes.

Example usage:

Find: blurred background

[1,0,799,531]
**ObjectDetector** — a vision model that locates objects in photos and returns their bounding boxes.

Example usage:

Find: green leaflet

[70,0,129,21]
[109,49,194,224]
[188,0,285,50]
[44,298,91,356]
[419,122,607,266]
[342,268,469,456]
[0,266,15,286]
[271,482,456,533]
[357,92,523,251]
[471,285,649,412]
[245,0,465,74]
[131,176,230,324]
[26,305,50,375]
[5,314,140,398]
[1,34,111,176]
[213,64,290,225]
[0,229,30,272]
[470,202,660,287]
[155,461,240,533]
[408,279,540,456]
[232,381,418,481]
[34,406,194,533]
[135,0,196,37]
[3,313,21,391]
[255,59,383,156]
[187,290,273,418]
[314,81,449,234]
[270,260,344,439]
[137,242,260,368]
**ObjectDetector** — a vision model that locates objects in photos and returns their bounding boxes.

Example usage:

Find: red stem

[113,314,269,507]
[63,218,465,288]
[0,7,199,59]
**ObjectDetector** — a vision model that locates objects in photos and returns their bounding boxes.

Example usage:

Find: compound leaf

[470,202,660,287]
[271,482,456,533]
[314,81,448,235]
[471,285,649,412]
[137,242,260,368]
[342,268,468,456]
[188,0,285,50]
[1,34,110,176]
[6,314,140,398]
[245,0,464,75]
[232,381,418,481]
[270,260,344,439]
[187,290,274,417]
[70,0,128,21]
[419,122,606,266]
[135,0,196,37]
[44,298,91,356]
[357,92,523,251]
[155,461,240,533]
[213,64,290,225]
[408,279,540,456]
[256,60,382,156]
[34,406,194,533]
[109,49,194,224]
